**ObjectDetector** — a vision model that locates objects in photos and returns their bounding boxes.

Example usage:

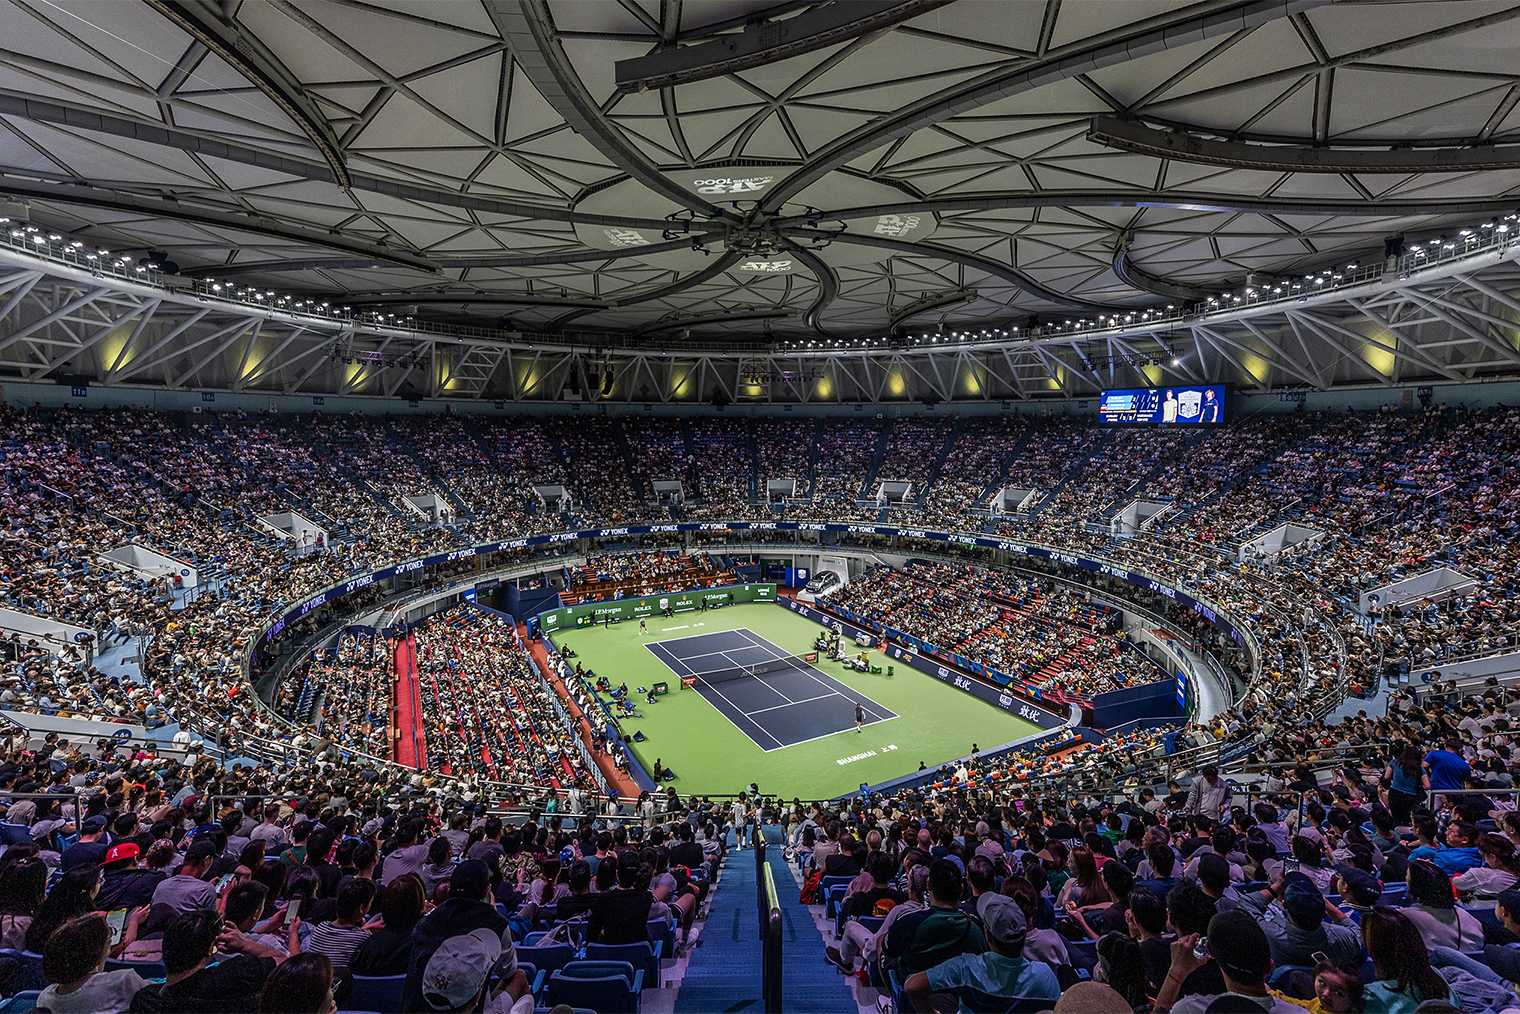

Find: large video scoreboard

[1098,385,1227,425]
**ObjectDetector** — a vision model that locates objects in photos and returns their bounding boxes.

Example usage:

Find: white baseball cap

[423,929,502,1010]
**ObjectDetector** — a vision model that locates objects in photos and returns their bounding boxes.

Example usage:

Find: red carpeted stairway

[393,633,425,768]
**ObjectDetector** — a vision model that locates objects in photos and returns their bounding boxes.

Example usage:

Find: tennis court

[645,628,897,750]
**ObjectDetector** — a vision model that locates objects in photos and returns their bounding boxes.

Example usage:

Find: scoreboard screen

[1098,385,1227,425]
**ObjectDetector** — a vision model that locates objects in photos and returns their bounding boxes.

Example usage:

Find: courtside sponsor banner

[537,583,776,632]
[259,523,1244,655]
[883,644,1065,729]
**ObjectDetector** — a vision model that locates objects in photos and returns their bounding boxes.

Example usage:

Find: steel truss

[2,239,1519,403]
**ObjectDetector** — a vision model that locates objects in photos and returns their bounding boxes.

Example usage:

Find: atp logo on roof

[603,228,651,248]
[874,214,923,239]
[692,175,774,194]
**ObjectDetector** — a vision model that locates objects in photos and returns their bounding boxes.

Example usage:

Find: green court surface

[551,601,1040,799]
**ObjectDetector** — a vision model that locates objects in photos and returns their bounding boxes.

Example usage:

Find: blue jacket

[1409,844,1483,878]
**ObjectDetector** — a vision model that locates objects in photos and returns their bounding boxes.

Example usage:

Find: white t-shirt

[1171,992,1302,1014]
[37,969,147,1014]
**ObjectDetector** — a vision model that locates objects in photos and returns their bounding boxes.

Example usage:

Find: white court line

[735,626,896,722]
[649,629,760,651]
[798,667,895,722]
[665,645,757,662]
[652,626,895,750]
[743,693,836,716]
[692,679,785,751]
[642,643,698,677]
[778,714,901,751]
[708,648,801,704]
[644,635,785,750]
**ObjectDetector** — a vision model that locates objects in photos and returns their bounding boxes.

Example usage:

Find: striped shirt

[304,922,370,971]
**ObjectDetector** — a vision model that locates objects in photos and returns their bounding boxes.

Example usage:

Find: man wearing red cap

[98,842,163,912]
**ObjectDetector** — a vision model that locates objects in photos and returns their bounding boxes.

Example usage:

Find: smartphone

[1193,936,1208,960]
[286,891,305,923]
[105,909,128,946]
[215,873,236,892]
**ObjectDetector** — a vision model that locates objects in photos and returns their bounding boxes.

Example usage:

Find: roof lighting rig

[2,211,1519,355]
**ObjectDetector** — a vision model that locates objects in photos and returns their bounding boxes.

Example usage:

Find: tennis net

[698,653,813,685]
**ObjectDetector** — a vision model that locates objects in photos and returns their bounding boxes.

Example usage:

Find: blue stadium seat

[851,915,886,935]
[1269,965,1314,989]
[341,973,406,1013]
[5,954,43,994]
[1063,938,1097,973]
[517,941,577,976]
[645,918,675,958]
[518,962,545,999]
[1468,907,1501,928]
[586,942,661,987]
[543,960,643,1014]
[0,991,39,1013]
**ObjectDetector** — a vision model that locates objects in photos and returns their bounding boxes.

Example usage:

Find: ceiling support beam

[633,308,790,336]
[760,0,1334,212]
[0,92,676,231]
[818,231,1114,310]
[171,320,264,389]
[114,315,256,383]
[545,250,742,330]
[237,325,318,390]
[613,0,955,93]
[28,299,162,382]
[1340,300,1472,382]
[1087,114,1520,173]
[145,0,351,190]
[1112,237,1208,302]
[0,179,438,274]
[0,286,107,354]
[1235,318,1322,388]
[775,191,1520,228]
[0,272,43,326]
[489,0,730,220]
[1406,298,1520,367]
[786,246,841,335]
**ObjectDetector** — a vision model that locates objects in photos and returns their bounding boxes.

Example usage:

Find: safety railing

[0,791,86,846]
[14,512,1334,806]
[757,839,783,1014]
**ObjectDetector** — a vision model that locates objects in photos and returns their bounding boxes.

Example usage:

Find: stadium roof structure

[2,0,1520,402]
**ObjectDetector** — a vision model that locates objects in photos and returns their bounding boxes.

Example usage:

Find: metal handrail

[758,839,783,1014]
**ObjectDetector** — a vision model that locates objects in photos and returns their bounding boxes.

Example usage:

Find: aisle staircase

[858,418,895,497]
[747,419,761,503]
[914,416,966,505]
[674,826,858,1014]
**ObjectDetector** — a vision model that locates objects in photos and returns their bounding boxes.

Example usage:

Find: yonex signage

[258,522,1248,655]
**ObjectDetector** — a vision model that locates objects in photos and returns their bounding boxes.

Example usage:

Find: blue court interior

[645,628,897,751]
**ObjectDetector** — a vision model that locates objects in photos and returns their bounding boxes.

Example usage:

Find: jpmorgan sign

[691,175,773,195]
